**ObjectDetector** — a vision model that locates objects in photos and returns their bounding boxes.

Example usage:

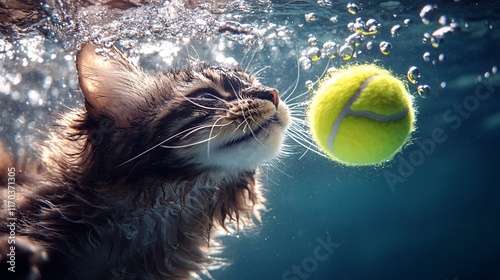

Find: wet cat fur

[0,43,290,279]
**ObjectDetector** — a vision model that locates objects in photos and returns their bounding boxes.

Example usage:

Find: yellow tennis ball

[308,64,415,165]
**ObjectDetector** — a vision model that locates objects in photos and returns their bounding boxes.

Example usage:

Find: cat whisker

[207,117,233,157]
[283,57,301,103]
[285,116,327,158]
[180,122,231,140]
[232,119,248,134]
[248,124,266,148]
[251,65,270,80]
[160,132,222,149]
[117,125,214,167]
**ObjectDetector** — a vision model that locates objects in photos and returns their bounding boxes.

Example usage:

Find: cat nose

[252,88,280,108]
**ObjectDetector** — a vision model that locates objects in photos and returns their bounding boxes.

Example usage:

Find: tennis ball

[307,64,415,165]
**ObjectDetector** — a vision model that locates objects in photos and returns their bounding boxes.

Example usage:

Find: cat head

[74,43,290,178]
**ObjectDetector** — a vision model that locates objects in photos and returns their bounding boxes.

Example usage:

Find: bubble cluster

[351,18,380,35]
[323,41,338,58]
[299,56,312,70]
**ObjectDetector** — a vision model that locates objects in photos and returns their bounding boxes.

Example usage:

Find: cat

[0,42,290,279]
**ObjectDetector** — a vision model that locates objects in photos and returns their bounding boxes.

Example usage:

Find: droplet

[403,18,412,27]
[305,13,317,22]
[307,47,321,62]
[354,22,365,34]
[422,52,431,62]
[390,24,401,37]
[422,32,430,44]
[308,35,318,46]
[431,26,454,48]
[327,67,338,74]
[407,66,421,84]
[240,34,255,46]
[345,33,363,47]
[305,80,314,90]
[338,45,354,60]
[347,3,360,15]
[362,18,379,35]
[379,41,392,55]
[299,56,312,70]
[366,41,373,50]
[417,85,431,98]
[438,15,449,26]
[323,41,337,58]
[419,4,437,25]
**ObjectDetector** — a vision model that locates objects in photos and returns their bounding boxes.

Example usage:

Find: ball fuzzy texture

[308,64,415,165]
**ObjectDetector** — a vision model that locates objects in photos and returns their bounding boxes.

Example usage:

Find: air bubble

[379,41,392,55]
[305,80,314,90]
[323,41,337,58]
[390,25,401,37]
[438,53,445,61]
[407,66,421,84]
[308,35,318,46]
[492,66,498,74]
[431,26,454,48]
[327,67,338,74]
[338,45,354,60]
[417,85,431,98]
[345,33,363,47]
[241,34,256,46]
[347,3,360,15]
[299,56,312,70]
[366,41,373,50]
[438,15,449,26]
[330,15,339,23]
[307,47,321,62]
[422,32,430,44]
[419,4,437,25]
[440,82,447,88]
[403,18,412,26]
[423,52,431,62]
[305,13,317,22]
[484,72,491,79]
[28,90,42,106]
[352,18,379,35]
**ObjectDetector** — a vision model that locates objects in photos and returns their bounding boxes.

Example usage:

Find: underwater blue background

[1,1,499,279]
[213,2,500,280]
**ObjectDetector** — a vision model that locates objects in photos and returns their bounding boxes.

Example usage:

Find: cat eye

[190,88,225,101]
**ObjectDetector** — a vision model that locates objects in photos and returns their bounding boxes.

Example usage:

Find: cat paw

[0,235,48,280]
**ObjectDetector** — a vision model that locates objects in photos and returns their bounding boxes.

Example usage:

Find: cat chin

[195,103,290,171]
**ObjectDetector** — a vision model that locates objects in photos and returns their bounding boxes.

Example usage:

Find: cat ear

[76,43,143,126]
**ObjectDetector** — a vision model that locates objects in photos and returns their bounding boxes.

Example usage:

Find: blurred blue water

[211,1,500,280]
